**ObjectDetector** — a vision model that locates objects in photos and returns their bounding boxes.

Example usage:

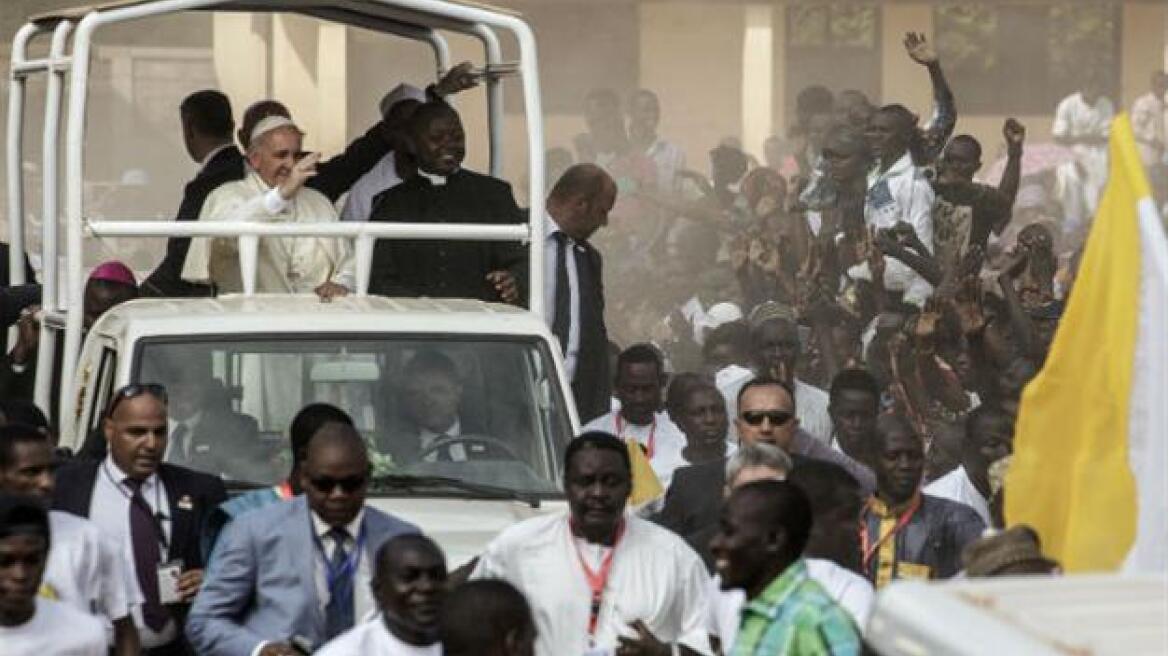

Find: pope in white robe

[182,115,354,295]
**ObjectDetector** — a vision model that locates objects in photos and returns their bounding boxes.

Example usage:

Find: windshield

[134,335,572,497]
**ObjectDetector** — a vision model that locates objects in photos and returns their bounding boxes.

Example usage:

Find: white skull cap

[249,115,302,146]
[379,83,426,118]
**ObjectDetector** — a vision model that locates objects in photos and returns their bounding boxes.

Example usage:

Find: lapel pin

[177,495,194,511]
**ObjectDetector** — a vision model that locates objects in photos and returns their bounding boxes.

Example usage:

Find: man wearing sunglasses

[188,421,418,656]
[735,378,875,495]
[53,383,227,655]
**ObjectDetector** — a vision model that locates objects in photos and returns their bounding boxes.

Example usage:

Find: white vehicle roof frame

[9,0,546,428]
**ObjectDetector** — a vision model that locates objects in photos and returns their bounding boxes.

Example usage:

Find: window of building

[935,2,1120,115]
[785,3,882,127]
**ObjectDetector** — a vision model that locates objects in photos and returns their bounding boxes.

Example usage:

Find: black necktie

[125,478,168,631]
[324,527,355,639]
[552,232,571,352]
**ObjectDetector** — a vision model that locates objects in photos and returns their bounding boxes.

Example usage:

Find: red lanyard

[569,518,626,637]
[860,494,921,570]
[615,415,656,458]
[276,480,293,500]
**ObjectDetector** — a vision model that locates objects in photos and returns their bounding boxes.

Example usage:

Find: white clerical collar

[199,143,234,170]
[418,169,454,186]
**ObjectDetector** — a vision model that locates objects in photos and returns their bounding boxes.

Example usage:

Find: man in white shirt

[183,115,354,298]
[317,534,446,655]
[473,432,713,656]
[545,164,618,423]
[628,89,687,193]
[924,405,1013,528]
[717,303,832,444]
[853,104,935,307]
[1052,81,1115,239]
[1131,71,1167,169]
[0,495,107,656]
[0,424,138,654]
[52,384,228,654]
[583,344,688,490]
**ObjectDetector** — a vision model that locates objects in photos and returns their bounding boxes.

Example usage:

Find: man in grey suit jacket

[187,422,418,656]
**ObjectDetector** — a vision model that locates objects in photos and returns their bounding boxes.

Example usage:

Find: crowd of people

[0,27,1164,656]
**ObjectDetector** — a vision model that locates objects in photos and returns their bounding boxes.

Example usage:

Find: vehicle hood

[366,496,567,566]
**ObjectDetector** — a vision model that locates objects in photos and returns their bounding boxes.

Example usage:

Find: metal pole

[470,24,504,178]
[7,23,41,288]
[34,20,74,413]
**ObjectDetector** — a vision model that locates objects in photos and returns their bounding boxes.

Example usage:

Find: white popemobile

[8,0,569,565]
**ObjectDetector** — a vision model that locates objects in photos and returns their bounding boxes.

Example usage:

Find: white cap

[249,115,302,146]
[706,302,744,328]
[379,83,426,118]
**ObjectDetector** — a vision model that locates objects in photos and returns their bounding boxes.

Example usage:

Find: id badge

[157,559,184,604]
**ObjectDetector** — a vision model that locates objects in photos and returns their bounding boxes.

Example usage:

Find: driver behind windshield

[386,350,512,464]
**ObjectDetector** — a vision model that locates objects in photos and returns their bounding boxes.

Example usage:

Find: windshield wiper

[223,478,273,491]
[369,473,542,509]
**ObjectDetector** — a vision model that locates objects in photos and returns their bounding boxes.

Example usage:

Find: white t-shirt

[582,410,689,490]
[924,466,992,527]
[707,559,872,648]
[315,616,441,656]
[0,597,107,656]
[473,513,713,656]
[44,511,136,643]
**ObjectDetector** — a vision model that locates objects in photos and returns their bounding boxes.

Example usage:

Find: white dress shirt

[340,151,405,222]
[473,512,713,656]
[419,418,466,462]
[310,509,375,627]
[923,465,992,527]
[583,410,689,490]
[199,143,235,170]
[545,219,582,381]
[0,598,107,656]
[847,152,936,306]
[165,412,203,463]
[45,511,137,645]
[88,456,176,648]
[707,558,872,646]
[315,616,441,656]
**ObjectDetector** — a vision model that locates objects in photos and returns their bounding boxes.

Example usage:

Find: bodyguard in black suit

[145,91,394,297]
[54,384,226,655]
[544,164,617,423]
[369,101,527,303]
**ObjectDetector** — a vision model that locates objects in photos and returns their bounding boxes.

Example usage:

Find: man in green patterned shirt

[710,481,861,655]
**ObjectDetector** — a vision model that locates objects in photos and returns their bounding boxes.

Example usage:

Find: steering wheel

[416,433,525,463]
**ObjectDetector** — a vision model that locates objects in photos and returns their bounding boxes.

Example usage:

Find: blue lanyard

[311,519,366,593]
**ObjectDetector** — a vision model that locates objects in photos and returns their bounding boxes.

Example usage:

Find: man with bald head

[545,164,617,421]
[188,421,418,656]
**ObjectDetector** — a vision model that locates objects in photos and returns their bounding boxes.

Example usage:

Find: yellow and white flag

[1005,114,1168,573]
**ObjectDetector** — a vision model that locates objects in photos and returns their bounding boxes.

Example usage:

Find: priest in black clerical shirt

[368,101,527,304]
